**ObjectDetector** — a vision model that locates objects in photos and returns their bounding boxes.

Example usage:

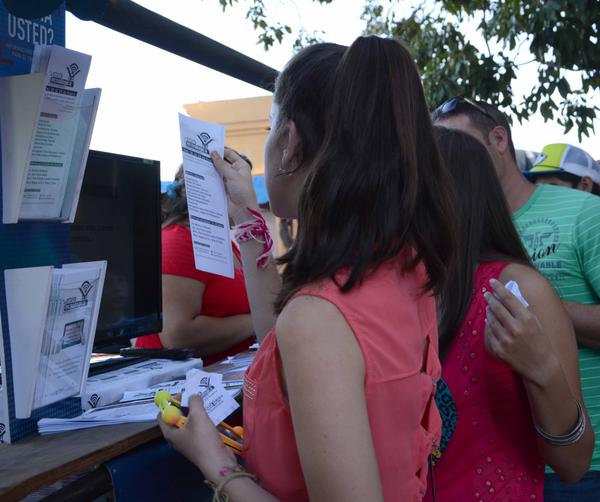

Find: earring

[278,149,295,176]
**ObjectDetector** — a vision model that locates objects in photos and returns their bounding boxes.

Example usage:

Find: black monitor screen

[69,150,162,351]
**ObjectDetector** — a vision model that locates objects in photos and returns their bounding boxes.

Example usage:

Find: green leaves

[211,0,598,138]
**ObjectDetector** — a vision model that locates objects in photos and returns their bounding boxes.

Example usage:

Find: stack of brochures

[38,370,242,434]
[3,261,106,420]
[204,349,256,389]
[38,400,157,434]
[0,44,101,223]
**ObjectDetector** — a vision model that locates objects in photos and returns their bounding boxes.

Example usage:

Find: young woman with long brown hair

[427,127,593,501]
[160,37,458,502]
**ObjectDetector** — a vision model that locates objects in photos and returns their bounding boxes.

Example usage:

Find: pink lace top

[243,257,441,501]
[425,262,544,502]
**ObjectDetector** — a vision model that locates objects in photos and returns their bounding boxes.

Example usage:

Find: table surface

[0,350,253,501]
[0,421,161,502]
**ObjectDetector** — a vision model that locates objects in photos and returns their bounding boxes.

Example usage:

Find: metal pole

[66,0,279,91]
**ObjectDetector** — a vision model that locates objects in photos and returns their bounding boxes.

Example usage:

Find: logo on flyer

[63,280,94,312]
[185,132,214,155]
[49,62,80,88]
[66,63,81,80]
[79,280,94,299]
[88,394,100,408]
[199,376,215,398]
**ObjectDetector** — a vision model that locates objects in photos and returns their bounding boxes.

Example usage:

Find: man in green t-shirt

[434,98,600,501]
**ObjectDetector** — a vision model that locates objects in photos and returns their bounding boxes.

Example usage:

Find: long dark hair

[275,37,458,312]
[434,126,531,358]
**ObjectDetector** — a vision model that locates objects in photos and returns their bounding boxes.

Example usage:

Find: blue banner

[0,1,72,442]
[0,1,65,77]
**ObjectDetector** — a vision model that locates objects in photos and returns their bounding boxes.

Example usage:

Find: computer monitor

[69,150,162,352]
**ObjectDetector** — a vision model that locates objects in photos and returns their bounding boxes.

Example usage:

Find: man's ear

[577,176,594,193]
[489,125,510,156]
[281,120,303,173]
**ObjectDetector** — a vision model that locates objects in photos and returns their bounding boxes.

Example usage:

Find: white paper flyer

[178,113,233,278]
[20,45,91,220]
[32,262,106,411]
[181,369,239,425]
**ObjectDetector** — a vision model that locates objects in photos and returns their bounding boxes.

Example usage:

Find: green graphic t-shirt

[514,184,600,470]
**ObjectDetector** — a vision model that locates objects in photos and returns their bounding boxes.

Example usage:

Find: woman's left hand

[158,394,238,483]
[484,278,558,387]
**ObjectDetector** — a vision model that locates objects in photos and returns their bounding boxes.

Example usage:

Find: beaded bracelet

[233,207,273,269]
[205,465,258,502]
[534,400,586,446]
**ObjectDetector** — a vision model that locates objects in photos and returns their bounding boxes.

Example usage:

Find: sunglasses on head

[436,96,498,126]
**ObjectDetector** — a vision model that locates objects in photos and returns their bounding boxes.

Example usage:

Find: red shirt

[136,224,253,365]
[424,262,543,502]
[243,257,441,501]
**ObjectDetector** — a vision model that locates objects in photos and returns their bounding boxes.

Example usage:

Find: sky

[65,0,599,181]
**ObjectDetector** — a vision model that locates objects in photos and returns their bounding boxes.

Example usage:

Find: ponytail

[276,36,458,312]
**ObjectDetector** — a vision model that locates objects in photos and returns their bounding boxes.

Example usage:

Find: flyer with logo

[20,45,91,220]
[32,261,106,411]
[178,113,233,278]
[182,369,239,425]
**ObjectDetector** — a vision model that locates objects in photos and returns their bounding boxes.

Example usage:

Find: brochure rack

[0,5,99,443]
[0,73,100,224]
[0,261,106,441]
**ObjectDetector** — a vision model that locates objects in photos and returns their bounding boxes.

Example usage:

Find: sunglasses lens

[439,97,461,114]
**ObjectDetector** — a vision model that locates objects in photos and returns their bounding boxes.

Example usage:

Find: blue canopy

[161,176,269,206]
[252,175,269,206]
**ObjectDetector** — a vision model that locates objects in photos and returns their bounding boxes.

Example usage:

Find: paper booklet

[204,350,256,389]
[32,262,107,412]
[38,400,158,434]
[178,114,233,278]
[3,261,106,419]
[38,371,240,435]
[0,44,100,223]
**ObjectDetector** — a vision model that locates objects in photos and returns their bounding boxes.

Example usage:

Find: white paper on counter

[38,400,157,434]
[120,379,186,403]
[178,114,233,278]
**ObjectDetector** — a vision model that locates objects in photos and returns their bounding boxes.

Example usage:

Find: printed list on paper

[178,114,233,278]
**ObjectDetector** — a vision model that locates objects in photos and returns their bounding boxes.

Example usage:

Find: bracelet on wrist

[205,464,258,502]
[232,207,273,269]
[534,400,586,446]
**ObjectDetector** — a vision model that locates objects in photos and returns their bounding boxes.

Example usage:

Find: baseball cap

[528,143,600,184]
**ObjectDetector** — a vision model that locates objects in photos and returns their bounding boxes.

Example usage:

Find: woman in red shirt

[426,127,593,501]
[135,165,254,366]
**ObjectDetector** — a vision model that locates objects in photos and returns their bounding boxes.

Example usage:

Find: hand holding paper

[210,148,259,224]
[158,369,241,481]
[484,278,555,386]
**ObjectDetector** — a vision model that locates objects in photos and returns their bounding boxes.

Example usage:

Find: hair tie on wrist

[233,208,274,269]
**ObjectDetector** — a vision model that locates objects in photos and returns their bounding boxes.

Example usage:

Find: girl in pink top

[425,127,593,501]
[160,37,459,501]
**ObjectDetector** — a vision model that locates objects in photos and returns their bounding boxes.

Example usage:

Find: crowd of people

[153,36,600,501]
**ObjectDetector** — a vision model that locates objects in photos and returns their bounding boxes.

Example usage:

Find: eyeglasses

[435,96,498,126]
